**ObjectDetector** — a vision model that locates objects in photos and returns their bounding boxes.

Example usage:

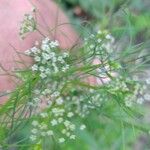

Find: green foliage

[0,1,150,150]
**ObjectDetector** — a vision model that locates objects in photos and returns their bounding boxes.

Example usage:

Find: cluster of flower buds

[19,13,36,38]
[25,37,70,79]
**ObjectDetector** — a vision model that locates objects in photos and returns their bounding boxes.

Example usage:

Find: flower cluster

[84,30,121,85]
[84,30,115,59]
[83,30,148,108]
[22,27,147,145]
[19,13,36,38]
[30,93,86,143]
[107,77,146,107]
[64,90,104,118]
[25,37,70,79]
[30,120,53,141]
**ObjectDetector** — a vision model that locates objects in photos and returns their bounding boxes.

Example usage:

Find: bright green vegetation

[0,0,150,150]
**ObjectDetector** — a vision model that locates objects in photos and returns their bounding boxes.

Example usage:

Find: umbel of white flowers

[25,37,70,79]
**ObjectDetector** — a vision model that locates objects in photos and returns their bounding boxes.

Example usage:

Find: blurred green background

[58,0,150,42]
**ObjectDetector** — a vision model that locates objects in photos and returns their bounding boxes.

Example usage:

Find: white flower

[58,117,63,123]
[47,130,53,136]
[41,44,50,51]
[62,67,67,72]
[58,56,63,62]
[42,89,51,95]
[53,108,65,117]
[49,52,56,58]
[28,14,33,20]
[51,119,58,126]
[67,112,74,118]
[33,98,40,102]
[39,66,45,72]
[80,124,86,130]
[40,112,48,118]
[42,37,50,44]
[58,138,65,143]
[98,30,102,34]
[90,34,95,38]
[69,124,75,131]
[63,52,69,58]
[34,56,41,62]
[62,65,69,72]
[30,135,37,141]
[40,73,47,79]
[66,132,70,137]
[146,78,150,84]
[89,44,94,49]
[137,98,144,104]
[62,129,67,134]
[144,94,150,101]
[39,124,47,130]
[31,64,38,71]
[105,34,111,40]
[84,38,87,41]
[28,26,34,32]
[31,128,38,134]
[42,59,47,64]
[97,39,102,43]
[32,121,39,126]
[56,98,63,105]
[65,64,69,69]
[70,135,76,140]
[125,100,132,107]
[52,108,58,113]
[31,47,38,54]
[43,53,51,60]
[50,40,59,48]
[52,91,60,97]
[52,57,57,63]
[64,120,70,127]
[45,68,51,74]
[34,89,40,94]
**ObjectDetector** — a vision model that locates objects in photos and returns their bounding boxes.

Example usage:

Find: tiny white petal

[58,117,63,123]
[58,138,65,143]
[51,119,58,126]
[67,112,74,118]
[97,39,102,43]
[70,135,76,140]
[146,78,150,84]
[80,124,86,130]
[31,128,38,134]
[89,44,94,49]
[47,130,53,136]
[30,135,36,141]
[56,98,63,105]
[137,98,144,104]
[32,121,39,126]
[144,94,150,101]
[98,30,102,34]
[125,100,132,107]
